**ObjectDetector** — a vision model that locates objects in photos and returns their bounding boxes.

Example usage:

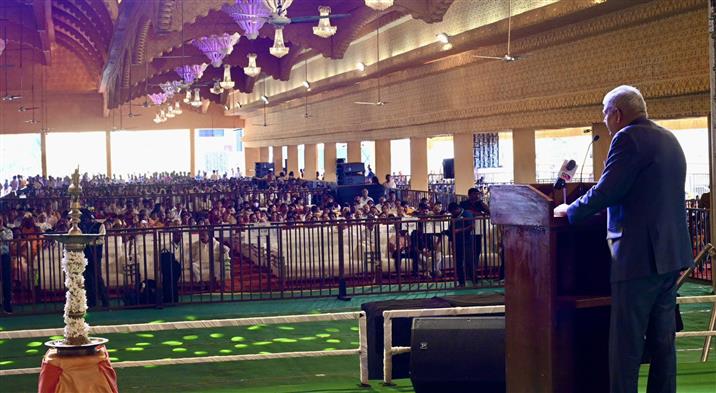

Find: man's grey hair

[602,85,648,117]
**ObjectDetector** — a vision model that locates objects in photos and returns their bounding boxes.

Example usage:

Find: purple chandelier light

[159,81,184,97]
[191,33,241,67]
[148,92,168,106]
[222,0,271,40]
[175,63,208,85]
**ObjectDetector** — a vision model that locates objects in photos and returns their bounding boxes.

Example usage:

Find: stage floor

[0,284,713,393]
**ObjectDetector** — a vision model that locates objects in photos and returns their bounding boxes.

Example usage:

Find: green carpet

[0,284,713,393]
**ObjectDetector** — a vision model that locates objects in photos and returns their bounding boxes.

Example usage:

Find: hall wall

[242,0,709,147]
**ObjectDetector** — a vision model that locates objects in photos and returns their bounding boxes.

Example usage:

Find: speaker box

[410,316,505,393]
[443,158,455,179]
[337,162,365,176]
[255,162,274,178]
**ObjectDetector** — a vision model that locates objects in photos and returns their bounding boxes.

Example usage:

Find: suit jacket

[567,117,693,282]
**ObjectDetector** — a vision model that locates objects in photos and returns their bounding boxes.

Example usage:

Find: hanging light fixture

[219,64,235,90]
[175,64,208,85]
[210,80,224,95]
[244,53,261,77]
[160,81,183,97]
[165,104,176,118]
[0,39,6,56]
[269,27,289,58]
[159,109,167,122]
[183,90,191,103]
[191,88,203,108]
[364,0,393,11]
[174,101,183,115]
[222,0,271,40]
[191,33,241,68]
[148,92,167,106]
[153,113,162,124]
[313,6,337,38]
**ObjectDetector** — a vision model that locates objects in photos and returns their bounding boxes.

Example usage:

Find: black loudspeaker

[410,316,505,393]
[337,175,366,186]
[255,162,274,178]
[443,158,455,179]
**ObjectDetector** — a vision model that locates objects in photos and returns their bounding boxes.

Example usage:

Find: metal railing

[1,216,503,314]
[686,208,713,284]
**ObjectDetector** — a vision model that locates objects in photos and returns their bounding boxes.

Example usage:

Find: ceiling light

[356,62,366,72]
[313,6,337,38]
[165,104,176,118]
[364,0,393,11]
[159,109,167,122]
[175,64,208,85]
[191,33,241,68]
[261,95,269,104]
[210,80,225,95]
[220,64,235,90]
[0,39,5,57]
[244,53,261,77]
[183,90,191,103]
[153,114,161,124]
[442,43,453,51]
[302,80,311,90]
[191,88,203,108]
[174,101,183,115]
[222,0,271,40]
[436,33,450,44]
[148,93,167,106]
[269,27,289,58]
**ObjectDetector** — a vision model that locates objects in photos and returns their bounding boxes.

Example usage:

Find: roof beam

[32,0,54,65]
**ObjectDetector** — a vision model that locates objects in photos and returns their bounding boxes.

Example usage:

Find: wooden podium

[491,183,612,393]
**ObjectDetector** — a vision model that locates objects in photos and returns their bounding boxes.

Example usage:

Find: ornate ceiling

[99,0,458,109]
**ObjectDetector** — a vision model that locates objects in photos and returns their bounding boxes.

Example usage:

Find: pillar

[375,139,391,182]
[40,131,48,178]
[287,145,299,176]
[347,141,361,163]
[272,146,283,174]
[244,147,259,177]
[454,133,475,195]
[189,129,196,177]
[410,137,428,191]
[105,130,112,178]
[304,143,318,180]
[324,142,337,182]
[592,123,611,181]
[512,128,536,184]
[259,146,269,162]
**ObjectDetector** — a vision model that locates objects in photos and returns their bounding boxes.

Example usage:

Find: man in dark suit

[554,85,693,393]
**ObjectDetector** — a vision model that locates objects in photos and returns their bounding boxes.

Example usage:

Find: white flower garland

[62,250,90,344]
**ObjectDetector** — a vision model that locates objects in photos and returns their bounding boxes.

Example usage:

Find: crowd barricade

[2,216,503,314]
[686,208,713,283]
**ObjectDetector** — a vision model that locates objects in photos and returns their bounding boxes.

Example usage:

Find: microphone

[553,159,578,190]
[578,134,600,183]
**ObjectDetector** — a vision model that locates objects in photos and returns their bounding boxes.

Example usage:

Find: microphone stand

[577,136,599,195]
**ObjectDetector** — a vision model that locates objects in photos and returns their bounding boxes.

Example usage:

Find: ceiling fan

[473,0,525,62]
[355,25,388,106]
[245,0,350,28]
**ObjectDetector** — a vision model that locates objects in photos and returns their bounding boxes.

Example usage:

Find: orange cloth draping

[38,346,118,393]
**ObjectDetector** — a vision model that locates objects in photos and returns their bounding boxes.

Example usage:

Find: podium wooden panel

[491,183,611,393]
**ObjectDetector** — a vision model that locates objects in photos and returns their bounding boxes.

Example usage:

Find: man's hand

[553,203,569,218]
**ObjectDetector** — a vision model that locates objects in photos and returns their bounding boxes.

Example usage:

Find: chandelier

[222,0,271,40]
[148,92,168,106]
[159,81,184,97]
[244,53,261,77]
[269,27,289,58]
[220,64,235,90]
[174,101,183,115]
[364,0,393,11]
[175,63,208,85]
[165,104,176,118]
[183,90,191,103]
[191,33,241,67]
[313,6,337,38]
[191,88,203,108]
[210,80,224,95]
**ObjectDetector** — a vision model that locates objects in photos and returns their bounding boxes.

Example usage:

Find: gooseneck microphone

[579,134,601,183]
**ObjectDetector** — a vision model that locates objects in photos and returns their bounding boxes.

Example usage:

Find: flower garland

[62,250,90,345]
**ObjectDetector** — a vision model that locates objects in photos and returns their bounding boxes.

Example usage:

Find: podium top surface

[490,183,596,227]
